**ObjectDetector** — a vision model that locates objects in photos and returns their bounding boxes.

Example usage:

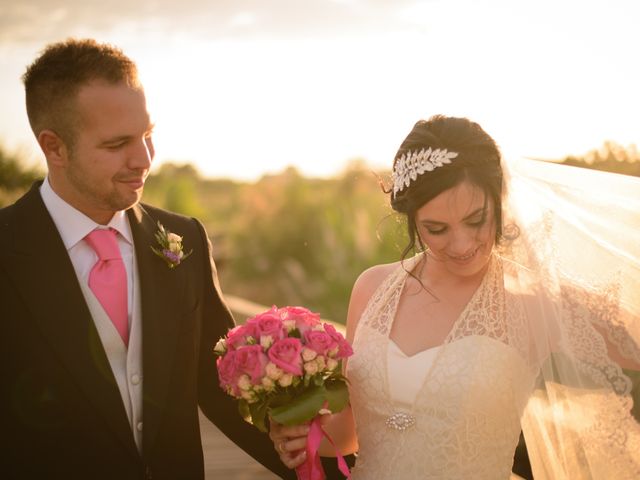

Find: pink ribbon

[295,416,351,480]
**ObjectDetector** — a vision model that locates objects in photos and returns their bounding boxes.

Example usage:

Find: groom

[0,39,296,479]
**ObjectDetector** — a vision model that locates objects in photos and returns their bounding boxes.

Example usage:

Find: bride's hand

[268,419,309,469]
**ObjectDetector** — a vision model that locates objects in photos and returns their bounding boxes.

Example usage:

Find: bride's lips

[446,246,481,265]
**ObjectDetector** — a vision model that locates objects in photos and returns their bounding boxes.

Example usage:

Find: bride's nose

[447,231,475,256]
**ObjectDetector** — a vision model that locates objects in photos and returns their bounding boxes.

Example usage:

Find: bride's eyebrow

[464,207,487,220]
[421,207,486,225]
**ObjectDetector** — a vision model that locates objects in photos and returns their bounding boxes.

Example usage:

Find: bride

[269,115,640,479]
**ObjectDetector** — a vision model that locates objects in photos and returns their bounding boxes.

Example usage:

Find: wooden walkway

[200,410,279,479]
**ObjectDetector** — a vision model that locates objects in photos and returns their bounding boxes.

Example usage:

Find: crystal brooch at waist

[385,412,416,431]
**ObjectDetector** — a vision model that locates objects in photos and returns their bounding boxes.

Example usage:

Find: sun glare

[2,0,639,180]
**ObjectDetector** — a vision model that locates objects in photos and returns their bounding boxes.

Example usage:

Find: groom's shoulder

[0,179,44,219]
[137,202,207,239]
[0,184,39,226]
[0,187,40,257]
[139,202,183,219]
[0,202,14,237]
[0,201,14,222]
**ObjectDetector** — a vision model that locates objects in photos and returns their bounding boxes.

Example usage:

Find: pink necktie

[85,228,129,346]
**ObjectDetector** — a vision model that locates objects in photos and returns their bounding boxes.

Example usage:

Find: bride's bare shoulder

[353,261,401,297]
[345,261,402,342]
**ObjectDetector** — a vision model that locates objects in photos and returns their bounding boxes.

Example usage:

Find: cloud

[0,0,423,45]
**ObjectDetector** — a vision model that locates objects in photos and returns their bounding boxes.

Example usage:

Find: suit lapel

[127,205,182,454]
[3,184,138,458]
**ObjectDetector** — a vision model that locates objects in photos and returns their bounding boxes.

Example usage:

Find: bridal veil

[500,158,640,478]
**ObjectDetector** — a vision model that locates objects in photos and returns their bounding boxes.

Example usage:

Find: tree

[559,141,640,177]
[0,144,43,207]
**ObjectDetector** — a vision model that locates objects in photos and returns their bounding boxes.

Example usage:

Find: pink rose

[226,323,258,350]
[234,345,268,383]
[280,306,321,335]
[250,311,285,341]
[323,323,354,359]
[268,338,303,376]
[304,329,337,356]
[217,351,241,395]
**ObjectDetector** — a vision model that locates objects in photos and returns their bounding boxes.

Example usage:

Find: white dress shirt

[40,177,144,452]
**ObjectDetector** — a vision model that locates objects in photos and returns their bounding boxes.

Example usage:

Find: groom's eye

[105,142,126,150]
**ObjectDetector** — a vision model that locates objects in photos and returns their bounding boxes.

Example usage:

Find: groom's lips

[114,172,148,190]
[118,176,146,189]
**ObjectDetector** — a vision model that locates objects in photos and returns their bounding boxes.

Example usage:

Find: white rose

[167,232,183,243]
[315,355,326,370]
[265,362,283,380]
[261,377,275,391]
[301,347,317,362]
[237,374,252,391]
[304,361,318,376]
[260,335,274,349]
[241,390,256,402]
[283,320,296,332]
[327,358,339,371]
[214,338,227,355]
[278,373,293,387]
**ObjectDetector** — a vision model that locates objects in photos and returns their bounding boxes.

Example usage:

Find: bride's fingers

[269,418,310,439]
[280,449,307,469]
[269,418,312,469]
[280,436,307,453]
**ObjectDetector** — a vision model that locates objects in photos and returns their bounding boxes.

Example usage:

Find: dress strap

[358,256,421,336]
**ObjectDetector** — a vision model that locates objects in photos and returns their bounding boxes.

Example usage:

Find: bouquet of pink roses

[214,305,353,479]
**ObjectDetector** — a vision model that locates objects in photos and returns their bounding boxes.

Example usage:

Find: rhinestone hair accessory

[392,147,459,197]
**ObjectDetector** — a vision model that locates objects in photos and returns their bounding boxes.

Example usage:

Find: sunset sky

[1,0,638,180]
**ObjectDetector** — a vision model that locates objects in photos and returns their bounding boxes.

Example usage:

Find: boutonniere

[151,221,193,269]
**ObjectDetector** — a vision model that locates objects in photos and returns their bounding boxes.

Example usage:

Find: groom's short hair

[22,38,141,148]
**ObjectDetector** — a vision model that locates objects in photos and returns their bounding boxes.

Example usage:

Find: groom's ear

[38,129,71,168]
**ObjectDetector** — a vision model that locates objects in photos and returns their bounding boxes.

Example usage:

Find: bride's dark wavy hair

[389,115,504,261]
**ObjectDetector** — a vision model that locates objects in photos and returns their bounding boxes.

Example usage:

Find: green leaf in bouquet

[325,380,350,414]
[269,390,294,409]
[269,384,326,426]
[288,328,302,339]
[330,371,350,383]
[249,400,270,433]
[238,399,251,423]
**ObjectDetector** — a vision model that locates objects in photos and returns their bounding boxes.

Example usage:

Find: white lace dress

[346,256,538,479]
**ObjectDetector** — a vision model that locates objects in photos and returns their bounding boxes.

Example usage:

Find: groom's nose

[128,136,154,170]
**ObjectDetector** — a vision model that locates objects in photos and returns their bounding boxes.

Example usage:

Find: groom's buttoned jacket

[0,183,293,480]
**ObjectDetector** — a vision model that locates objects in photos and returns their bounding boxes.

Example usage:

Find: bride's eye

[467,212,488,228]
[426,227,447,235]
[467,219,486,228]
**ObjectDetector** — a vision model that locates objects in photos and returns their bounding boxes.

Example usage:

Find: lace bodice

[346,256,538,479]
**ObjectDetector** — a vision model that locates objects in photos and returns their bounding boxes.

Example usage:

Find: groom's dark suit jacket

[0,183,295,479]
